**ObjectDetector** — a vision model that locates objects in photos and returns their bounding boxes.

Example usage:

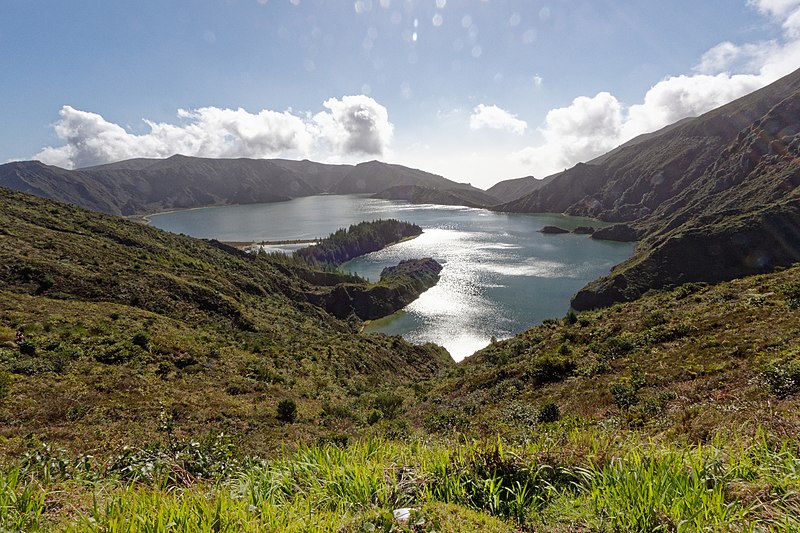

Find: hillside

[372,184,499,208]
[0,186,453,455]
[485,174,556,204]
[496,67,800,309]
[0,156,490,216]
[419,265,800,441]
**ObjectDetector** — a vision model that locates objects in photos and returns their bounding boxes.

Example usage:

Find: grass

[1,430,799,531]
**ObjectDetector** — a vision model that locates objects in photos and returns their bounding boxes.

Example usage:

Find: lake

[148,195,634,361]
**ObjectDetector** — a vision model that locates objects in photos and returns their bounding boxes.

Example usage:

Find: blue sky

[2,0,799,188]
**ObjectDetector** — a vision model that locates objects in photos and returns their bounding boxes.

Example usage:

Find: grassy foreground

[2,428,799,532]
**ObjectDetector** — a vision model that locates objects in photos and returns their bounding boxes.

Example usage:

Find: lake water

[148,195,634,361]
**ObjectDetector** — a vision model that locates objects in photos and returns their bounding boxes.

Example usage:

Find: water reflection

[149,195,634,361]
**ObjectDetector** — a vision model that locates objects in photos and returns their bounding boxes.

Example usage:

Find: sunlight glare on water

[149,195,634,361]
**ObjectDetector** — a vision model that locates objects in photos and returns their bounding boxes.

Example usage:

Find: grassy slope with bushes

[0,186,452,456]
[2,185,800,530]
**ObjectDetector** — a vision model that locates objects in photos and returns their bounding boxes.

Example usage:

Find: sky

[1,0,799,189]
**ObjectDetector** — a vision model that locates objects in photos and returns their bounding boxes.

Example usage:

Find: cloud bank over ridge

[36,95,393,169]
[514,0,800,177]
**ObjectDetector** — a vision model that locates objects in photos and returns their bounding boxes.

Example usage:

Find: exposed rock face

[311,258,443,320]
[572,226,595,235]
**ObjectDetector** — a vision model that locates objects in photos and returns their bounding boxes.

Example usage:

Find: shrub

[779,281,800,309]
[18,341,36,356]
[0,371,11,399]
[611,366,646,410]
[537,401,560,423]
[590,334,635,359]
[367,409,383,425]
[760,359,800,398]
[131,331,150,350]
[277,398,298,423]
[527,354,576,384]
[372,391,404,419]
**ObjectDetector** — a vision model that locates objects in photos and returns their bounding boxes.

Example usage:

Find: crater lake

[147,195,634,360]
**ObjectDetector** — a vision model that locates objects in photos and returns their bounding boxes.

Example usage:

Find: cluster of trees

[295,219,422,267]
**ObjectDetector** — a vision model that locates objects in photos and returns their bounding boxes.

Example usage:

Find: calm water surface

[149,195,634,360]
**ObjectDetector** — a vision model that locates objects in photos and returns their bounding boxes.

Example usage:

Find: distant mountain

[0,156,485,215]
[485,174,556,204]
[497,67,800,309]
[332,160,482,195]
[372,184,499,208]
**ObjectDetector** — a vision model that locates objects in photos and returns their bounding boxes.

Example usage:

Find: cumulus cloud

[312,95,394,155]
[515,92,623,172]
[515,0,800,177]
[469,104,528,135]
[36,96,393,169]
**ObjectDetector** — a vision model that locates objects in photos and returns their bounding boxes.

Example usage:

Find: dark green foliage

[295,219,422,266]
[131,331,150,350]
[760,359,800,398]
[17,341,36,356]
[315,433,349,448]
[779,281,800,308]
[424,410,469,433]
[372,391,404,419]
[564,309,578,325]
[277,398,298,423]
[527,354,576,384]
[611,366,647,410]
[0,370,10,400]
[367,409,383,425]
[590,333,635,358]
[536,401,560,423]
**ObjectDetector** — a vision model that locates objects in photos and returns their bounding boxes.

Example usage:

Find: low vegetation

[2,186,800,530]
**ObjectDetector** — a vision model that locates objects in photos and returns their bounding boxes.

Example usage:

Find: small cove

[148,195,634,360]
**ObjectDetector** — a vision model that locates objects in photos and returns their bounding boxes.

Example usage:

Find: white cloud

[36,96,393,169]
[312,95,394,155]
[749,0,800,35]
[515,92,623,173]
[469,104,527,135]
[515,1,800,177]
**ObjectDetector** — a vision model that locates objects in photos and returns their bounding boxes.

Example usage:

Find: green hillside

[0,186,452,457]
[2,184,800,530]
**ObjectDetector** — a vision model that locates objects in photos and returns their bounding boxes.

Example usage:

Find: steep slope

[80,154,320,214]
[418,265,800,440]
[496,68,800,309]
[499,69,800,222]
[0,186,452,453]
[0,161,129,215]
[485,174,556,204]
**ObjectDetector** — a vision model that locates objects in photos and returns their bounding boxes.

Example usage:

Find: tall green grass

[6,430,800,531]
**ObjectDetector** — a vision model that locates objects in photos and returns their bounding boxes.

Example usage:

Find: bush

[760,359,800,398]
[611,366,646,410]
[372,391,404,419]
[527,355,576,384]
[277,398,298,423]
[537,401,560,423]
